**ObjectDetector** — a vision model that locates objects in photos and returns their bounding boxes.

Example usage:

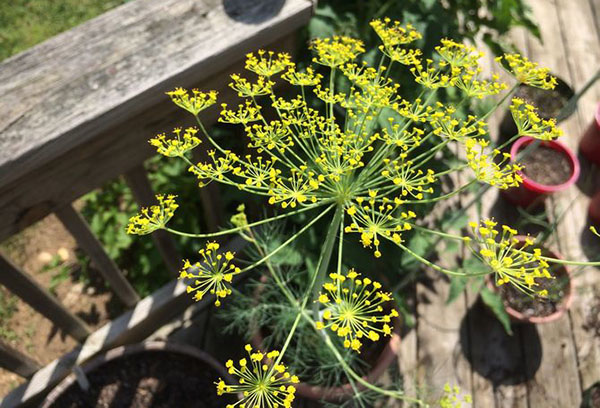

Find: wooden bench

[0,0,313,406]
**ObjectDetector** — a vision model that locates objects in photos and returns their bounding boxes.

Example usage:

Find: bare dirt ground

[0,211,122,397]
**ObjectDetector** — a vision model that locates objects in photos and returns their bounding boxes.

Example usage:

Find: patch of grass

[0,0,128,61]
[0,288,18,342]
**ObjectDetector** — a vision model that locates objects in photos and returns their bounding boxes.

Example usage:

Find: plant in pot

[41,342,238,408]
[125,19,600,407]
[503,134,580,208]
[499,75,574,141]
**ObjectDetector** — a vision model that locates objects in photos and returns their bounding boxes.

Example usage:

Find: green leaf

[446,275,468,305]
[480,286,513,335]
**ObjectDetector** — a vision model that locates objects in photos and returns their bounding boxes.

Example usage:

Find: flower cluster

[465,139,523,189]
[216,344,299,408]
[469,220,552,295]
[166,88,218,116]
[316,270,398,352]
[498,54,557,90]
[179,242,241,306]
[150,127,200,157]
[510,97,563,140]
[127,194,178,235]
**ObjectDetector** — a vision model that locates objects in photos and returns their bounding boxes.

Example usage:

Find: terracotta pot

[251,276,401,402]
[499,77,575,141]
[486,236,573,324]
[502,137,580,208]
[41,341,237,408]
[579,102,600,166]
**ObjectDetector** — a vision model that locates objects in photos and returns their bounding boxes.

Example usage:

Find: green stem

[311,205,344,320]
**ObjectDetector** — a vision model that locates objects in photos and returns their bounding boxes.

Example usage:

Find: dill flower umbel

[165,88,218,116]
[509,97,563,140]
[126,194,178,235]
[316,270,398,352]
[465,138,523,189]
[179,242,241,306]
[469,219,552,295]
[216,344,299,408]
[149,127,201,157]
[498,53,557,90]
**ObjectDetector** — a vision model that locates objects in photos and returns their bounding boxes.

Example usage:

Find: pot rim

[486,235,573,324]
[40,341,235,408]
[511,136,580,193]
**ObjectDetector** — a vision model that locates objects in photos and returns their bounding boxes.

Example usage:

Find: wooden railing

[0,0,313,406]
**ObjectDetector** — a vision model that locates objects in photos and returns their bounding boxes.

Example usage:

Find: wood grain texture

[0,341,40,378]
[0,253,91,342]
[124,165,181,276]
[0,0,312,188]
[54,204,140,307]
[0,1,311,244]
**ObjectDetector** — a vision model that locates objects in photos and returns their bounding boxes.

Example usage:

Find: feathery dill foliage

[125,17,586,407]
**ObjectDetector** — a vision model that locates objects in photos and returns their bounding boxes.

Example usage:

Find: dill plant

[127,18,600,407]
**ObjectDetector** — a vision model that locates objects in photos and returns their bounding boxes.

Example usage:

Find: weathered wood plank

[0,0,312,188]
[124,165,181,275]
[513,2,583,406]
[54,204,140,307]
[0,31,304,244]
[0,253,91,342]
[553,0,600,392]
[0,237,245,408]
[0,341,40,378]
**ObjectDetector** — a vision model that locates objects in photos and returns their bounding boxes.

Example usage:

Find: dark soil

[48,350,236,408]
[515,85,569,119]
[520,145,572,186]
[499,266,570,318]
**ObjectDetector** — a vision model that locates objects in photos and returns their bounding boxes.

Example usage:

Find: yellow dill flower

[267,167,320,208]
[454,69,507,99]
[435,38,482,68]
[179,241,241,306]
[188,150,240,187]
[497,54,557,90]
[465,138,523,189]
[345,193,414,257]
[311,36,365,67]
[381,160,436,199]
[216,345,299,408]
[246,121,293,153]
[229,74,274,98]
[166,87,218,116]
[439,383,472,408]
[271,95,306,111]
[313,85,346,105]
[245,50,293,77]
[236,156,280,189]
[381,121,423,150]
[392,98,433,122]
[370,19,421,47]
[281,66,322,86]
[469,219,553,295]
[429,105,487,141]
[411,59,458,89]
[509,97,563,140]
[219,101,263,125]
[127,194,178,235]
[149,127,201,157]
[316,270,399,352]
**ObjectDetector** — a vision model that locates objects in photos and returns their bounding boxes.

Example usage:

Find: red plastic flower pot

[589,190,600,226]
[502,137,580,208]
[579,102,600,166]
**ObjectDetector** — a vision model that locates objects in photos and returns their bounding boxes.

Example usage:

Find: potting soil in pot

[520,145,572,186]
[499,268,569,318]
[515,85,568,119]
[49,350,236,408]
